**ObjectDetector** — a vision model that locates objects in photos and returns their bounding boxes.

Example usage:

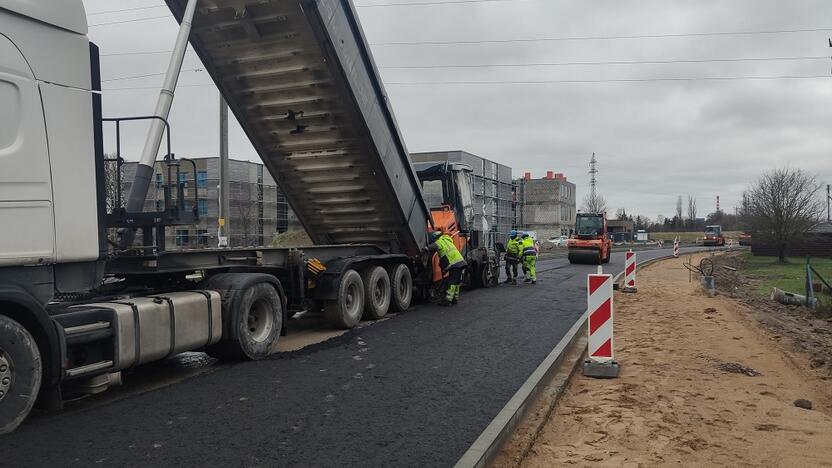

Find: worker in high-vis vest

[426,230,467,306]
[504,230,522,285]
[521,233,537,284]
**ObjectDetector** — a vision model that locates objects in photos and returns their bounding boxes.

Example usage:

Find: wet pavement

[3,247,706,467]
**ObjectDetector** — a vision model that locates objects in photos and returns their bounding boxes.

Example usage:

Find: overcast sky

[82,0,832,220]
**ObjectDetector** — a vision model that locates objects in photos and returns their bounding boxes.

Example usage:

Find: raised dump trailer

[0,0,483,433]
[165,0,431,256]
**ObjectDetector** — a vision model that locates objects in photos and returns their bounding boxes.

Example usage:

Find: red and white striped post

[728,239,734,251]
[622,249,637,293]
[673,236,680,258]
[583,273,620,378]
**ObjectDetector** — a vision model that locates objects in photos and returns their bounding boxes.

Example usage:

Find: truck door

[0,33,55,265]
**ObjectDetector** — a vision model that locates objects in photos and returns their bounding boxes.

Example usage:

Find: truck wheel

[209,283,283,360]
[325,269,365,329]
[361,266,391,320]
[389,264,412,313]
[478,263,495,289]
[0,315,41,435]
[602,251,611,263]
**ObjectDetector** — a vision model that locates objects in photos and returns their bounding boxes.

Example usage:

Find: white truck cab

[0,0,101,269]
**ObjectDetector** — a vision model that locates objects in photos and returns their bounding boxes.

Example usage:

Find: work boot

[524,278,531,283]
[451,298,458,306]
[532,280,537,285]
[503,278,513,284]
[511,279,517,285]
[438,298,452,307]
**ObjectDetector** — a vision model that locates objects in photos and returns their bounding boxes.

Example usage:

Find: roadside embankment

[499,253,832,467]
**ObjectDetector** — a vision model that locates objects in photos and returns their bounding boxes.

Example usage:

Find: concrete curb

[453,251,686,468]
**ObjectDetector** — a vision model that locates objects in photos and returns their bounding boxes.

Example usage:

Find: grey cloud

[84,0,832,219]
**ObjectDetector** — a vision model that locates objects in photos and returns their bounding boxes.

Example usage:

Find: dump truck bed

[165,0,430,256]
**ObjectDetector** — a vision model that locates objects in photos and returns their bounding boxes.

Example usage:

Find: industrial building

[513,171,577,239]
[410,151,513,242]
[120,157,298,248]
[607,219,636,242]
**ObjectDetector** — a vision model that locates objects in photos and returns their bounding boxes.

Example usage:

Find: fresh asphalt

[3,247,707,467]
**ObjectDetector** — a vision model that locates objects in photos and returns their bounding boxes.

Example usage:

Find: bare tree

[742,168,824,262]
[103,153,125,213]
[581,192,607,214]
[232,181,262,247]
[675,195,683,229]
[687,195,697,230]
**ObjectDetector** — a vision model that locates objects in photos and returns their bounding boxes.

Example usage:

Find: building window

[198,199,208,216]
[197,170,208,188]
[196,229,209,246]
[178,172,189,187]
[155,173,163,189]
[175,229,189,246]
[155,200,164,212]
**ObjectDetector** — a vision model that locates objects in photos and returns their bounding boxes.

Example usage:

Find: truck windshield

[576,216,603,236]
[421,180,444,208]
[705,226,721,235]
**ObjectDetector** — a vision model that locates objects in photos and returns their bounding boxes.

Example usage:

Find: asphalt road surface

[3,247,708,467]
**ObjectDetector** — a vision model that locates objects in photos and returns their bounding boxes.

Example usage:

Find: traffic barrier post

[673,236,680,258]
[622,250,637,293]
[583,273,620,378]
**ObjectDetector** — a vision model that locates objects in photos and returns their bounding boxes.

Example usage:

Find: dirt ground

[503,253,832,467]
[710,252,832,376]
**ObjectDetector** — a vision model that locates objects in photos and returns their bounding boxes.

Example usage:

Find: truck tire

[477,263,496,288]
[361,266,391,320]
[388,264,412,313]
[0,315,41,435]
[325,269,365,329]
[208,283,283,360]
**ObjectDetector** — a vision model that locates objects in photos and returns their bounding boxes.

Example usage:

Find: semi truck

[0,0,500,433]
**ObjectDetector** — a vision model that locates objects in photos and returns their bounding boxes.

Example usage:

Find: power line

[356,0,531,7]
[384,75,832,85]
[100,50,173,57]
[371,27,832,46]
[101,67,203,83]
[381,55,829,69]
[87,5,165,16]
[102,74,831,91]
[103,83,215,91]
[89,15,170,27]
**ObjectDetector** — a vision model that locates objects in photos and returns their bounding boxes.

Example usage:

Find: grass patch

[741,252,832,306]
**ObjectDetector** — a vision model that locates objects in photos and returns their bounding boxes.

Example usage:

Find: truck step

[63,321,110,336]
[65,360,113,378]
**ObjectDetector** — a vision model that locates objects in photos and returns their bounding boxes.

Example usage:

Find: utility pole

[827,184,830,222]
[589,152,598,202]
[218,96,230,247]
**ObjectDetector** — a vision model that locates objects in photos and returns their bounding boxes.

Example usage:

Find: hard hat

[510,229,517,237]
[521,232,529,238]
